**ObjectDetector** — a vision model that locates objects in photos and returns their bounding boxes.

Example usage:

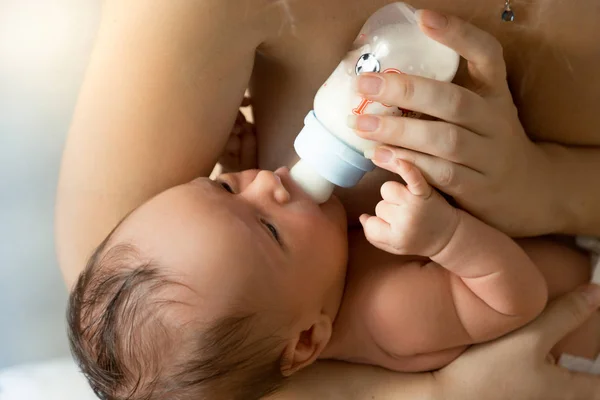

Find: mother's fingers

[524,284,600,356]
[354,115,488,170]
[416,9,507,91]
[549,368,600,400]
[369,147,483,196]
[356,73,499,134]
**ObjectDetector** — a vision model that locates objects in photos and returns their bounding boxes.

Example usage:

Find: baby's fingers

[360,214,393,248]
[527,284,600,357]
[375,157,432,198]
[395,159,432,198]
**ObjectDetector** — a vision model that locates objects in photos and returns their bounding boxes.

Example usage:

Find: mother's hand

[436,284,600,400]
[352,10,558,237]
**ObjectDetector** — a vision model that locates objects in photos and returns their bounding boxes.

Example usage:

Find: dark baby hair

[67,224,286,400]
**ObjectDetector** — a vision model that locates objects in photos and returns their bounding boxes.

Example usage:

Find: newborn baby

[68,165,598,400]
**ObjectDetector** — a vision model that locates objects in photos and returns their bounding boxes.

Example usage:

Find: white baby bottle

[290,2,460,203]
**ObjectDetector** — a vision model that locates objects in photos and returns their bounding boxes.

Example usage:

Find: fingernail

[355,115,380,132]
[356,75,383,96]
[366,147,393,162]
[415,9,448,30]
[579,284,600,307]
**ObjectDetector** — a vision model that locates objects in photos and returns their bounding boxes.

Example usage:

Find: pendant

[502,0,515,22]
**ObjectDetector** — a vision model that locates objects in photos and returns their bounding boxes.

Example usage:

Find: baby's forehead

[108,181,277,306]
[115,180,241,241]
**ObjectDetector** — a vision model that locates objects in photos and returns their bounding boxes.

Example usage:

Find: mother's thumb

[525,284,600,354]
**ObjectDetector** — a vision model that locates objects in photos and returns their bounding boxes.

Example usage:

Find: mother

[56,0,600,398]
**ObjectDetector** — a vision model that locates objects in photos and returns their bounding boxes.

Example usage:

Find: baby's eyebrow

[194,178,288,260]
[214,179,288,253]
[190,177,226,195]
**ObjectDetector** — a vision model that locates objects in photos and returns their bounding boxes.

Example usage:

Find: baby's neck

[325,263,349,321]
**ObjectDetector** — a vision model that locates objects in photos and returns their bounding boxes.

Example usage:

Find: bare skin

[57,1,600,285]
[56,0,600,398]
[251,0,600,226]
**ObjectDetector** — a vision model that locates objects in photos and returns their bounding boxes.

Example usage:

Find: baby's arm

[429,209,548,341]
[360,160,548,343]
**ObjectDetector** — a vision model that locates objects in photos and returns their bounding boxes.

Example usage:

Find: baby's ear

[280,315,333,376]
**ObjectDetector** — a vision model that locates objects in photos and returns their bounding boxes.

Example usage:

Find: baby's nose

[254,170,290,204]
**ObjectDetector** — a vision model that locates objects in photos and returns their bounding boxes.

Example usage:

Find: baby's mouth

[274,173,283,186]
[276,166,317,203]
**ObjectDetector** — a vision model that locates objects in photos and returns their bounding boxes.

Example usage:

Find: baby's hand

[360,160,460,257]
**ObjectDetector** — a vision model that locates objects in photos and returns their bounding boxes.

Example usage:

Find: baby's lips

[275,166,312,201]
[274,166,290,187]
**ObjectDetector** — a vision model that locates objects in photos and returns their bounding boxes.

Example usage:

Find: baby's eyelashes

[219,181,235,194]
[216,178,285,246]
[261,218,284,247]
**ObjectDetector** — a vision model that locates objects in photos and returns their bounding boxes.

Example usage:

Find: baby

[67,164,598,400]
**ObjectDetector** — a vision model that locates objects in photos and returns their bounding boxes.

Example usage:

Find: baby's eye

[261,218,282,246]
[219,181,234,194]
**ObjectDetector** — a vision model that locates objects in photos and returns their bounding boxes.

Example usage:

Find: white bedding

[0,358,96,400]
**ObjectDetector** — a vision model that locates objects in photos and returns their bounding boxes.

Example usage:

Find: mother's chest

[254,0,600,161]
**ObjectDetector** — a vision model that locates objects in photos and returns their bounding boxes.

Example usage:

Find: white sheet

[0,358,96,400]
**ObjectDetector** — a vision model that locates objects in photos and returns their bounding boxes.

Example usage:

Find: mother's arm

[267,286,600,400]
[266,361,437,400]
[56,0,272,287]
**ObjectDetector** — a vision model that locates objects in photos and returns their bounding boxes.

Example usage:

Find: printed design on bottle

[352,68,417,117]
[355,53,381,75]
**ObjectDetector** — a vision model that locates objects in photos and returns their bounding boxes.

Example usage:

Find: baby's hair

[67,220,286,400]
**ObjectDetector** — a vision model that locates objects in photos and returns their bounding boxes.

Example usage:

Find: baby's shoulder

[344,234,460,353]
[345,260,459,357]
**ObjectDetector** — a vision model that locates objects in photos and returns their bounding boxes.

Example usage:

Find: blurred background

[0,0,100,378]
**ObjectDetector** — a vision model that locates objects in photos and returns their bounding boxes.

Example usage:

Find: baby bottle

[290,2,460,203]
